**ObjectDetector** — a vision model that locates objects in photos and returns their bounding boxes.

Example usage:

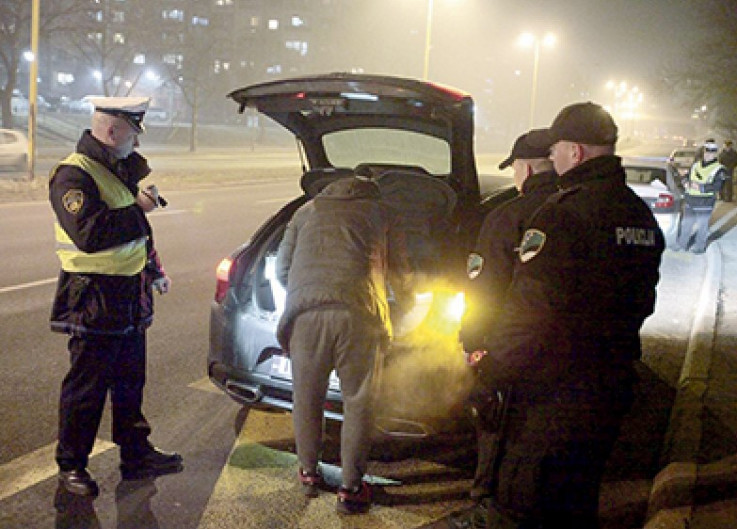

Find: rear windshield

[624,166,667,186]
[322,128,451,175]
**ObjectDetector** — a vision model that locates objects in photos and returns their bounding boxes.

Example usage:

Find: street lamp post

[27,0,40,181]
[422,0,434,80]
[518,32,555,128]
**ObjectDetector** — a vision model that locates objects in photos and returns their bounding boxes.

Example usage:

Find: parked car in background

[63,97,95,115]
[146,107,169,122]
[668,147,699,178]
[208,73,515,439]
[11,93,29,116]
[622,156,682,248]
[0,129,28,173]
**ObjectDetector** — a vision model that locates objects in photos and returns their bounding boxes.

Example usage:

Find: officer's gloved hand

[152,275,171,295]
[136,185,159,212]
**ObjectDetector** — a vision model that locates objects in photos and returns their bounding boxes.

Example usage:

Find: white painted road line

[0,439,116,501]
[150,208,188,216]
[256,197,296,205]
[709,204,737,234]
[0,277,56,295]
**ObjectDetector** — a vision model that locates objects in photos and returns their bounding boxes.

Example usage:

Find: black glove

[467,379,506,432]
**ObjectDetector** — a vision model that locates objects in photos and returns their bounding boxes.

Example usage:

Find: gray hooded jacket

[275,177,413,350]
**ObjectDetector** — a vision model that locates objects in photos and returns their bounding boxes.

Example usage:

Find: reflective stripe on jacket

[52,153,147,276]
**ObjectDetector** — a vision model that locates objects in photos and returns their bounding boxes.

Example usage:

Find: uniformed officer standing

[677,138,728,253]
[473,102,664,528]
[452,131,558,529]
[50,97,182,498]
[275,174,413,515]
[718,139,737,202]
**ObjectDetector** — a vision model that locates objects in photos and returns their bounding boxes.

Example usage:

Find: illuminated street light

[518,32,556,128]
[145,69,161,83]
[605,80,644,137]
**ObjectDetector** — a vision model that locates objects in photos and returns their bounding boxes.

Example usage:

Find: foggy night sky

[320,0,706,136]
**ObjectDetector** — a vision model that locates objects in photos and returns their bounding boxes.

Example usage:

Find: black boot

[58,469,100,497]
[120,444,183,480]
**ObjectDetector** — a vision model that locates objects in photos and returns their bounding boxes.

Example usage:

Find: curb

[645,242,722,527]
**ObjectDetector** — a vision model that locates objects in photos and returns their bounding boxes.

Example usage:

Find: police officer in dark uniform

[718,139,736,202]
[50,97,182,498]
[473,102,664,528]
[452,132,558,529]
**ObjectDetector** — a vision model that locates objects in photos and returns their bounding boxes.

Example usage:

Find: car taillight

[654,193,674,209]
[214,257,233,303]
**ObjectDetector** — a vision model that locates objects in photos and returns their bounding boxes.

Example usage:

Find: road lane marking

[0,277,56,294]
[256,197,297,204]
[709,205,737,235]
[197,410,464,529]
[0,439,115,501]
[150,208,188,216]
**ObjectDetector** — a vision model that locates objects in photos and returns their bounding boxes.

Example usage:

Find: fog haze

[313,0,699,144]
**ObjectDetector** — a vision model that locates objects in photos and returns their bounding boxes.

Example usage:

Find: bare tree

[664,0,737,139]
[0,0,85,128]
[59,0,163,97]
[161,8,233,152]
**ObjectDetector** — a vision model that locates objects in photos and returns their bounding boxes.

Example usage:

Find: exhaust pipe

[374,416,434,439]
[225,380,263,404]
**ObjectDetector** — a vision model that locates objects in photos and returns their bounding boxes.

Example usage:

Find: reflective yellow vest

[685,161,724,198]
[53,153,147,275]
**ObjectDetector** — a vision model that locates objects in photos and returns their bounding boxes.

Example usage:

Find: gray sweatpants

[677,202,713,253]
[289,307,383,489]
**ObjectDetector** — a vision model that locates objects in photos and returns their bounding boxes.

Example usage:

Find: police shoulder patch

[518,229,546,262]
[62,189,84,215]
[467,252,484,279]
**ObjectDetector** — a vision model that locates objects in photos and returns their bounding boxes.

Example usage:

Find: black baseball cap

[498,130,552,169]
[527,101,618,148]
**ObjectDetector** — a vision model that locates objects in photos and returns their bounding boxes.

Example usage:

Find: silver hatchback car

[622,156,683,248]
[208,73,515,438]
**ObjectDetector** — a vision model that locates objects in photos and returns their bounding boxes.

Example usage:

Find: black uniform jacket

[478,155,665,393]
[718,147,737,172]
[49,131,154,336]
[459,170,558,352]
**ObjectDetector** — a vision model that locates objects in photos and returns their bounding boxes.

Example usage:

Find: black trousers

[487,380,633,529]
[56,332,151,470]
[719,177,733,202]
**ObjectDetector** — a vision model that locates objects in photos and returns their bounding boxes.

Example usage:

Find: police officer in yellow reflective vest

[49,97,182,498]
[676,138,728,254]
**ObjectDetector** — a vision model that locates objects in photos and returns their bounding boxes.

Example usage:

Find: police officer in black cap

[452,131,558,528]
[472,102,664,528]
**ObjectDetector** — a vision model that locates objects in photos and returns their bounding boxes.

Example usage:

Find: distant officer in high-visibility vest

[49,97,182,498]
[676,138,729,253]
